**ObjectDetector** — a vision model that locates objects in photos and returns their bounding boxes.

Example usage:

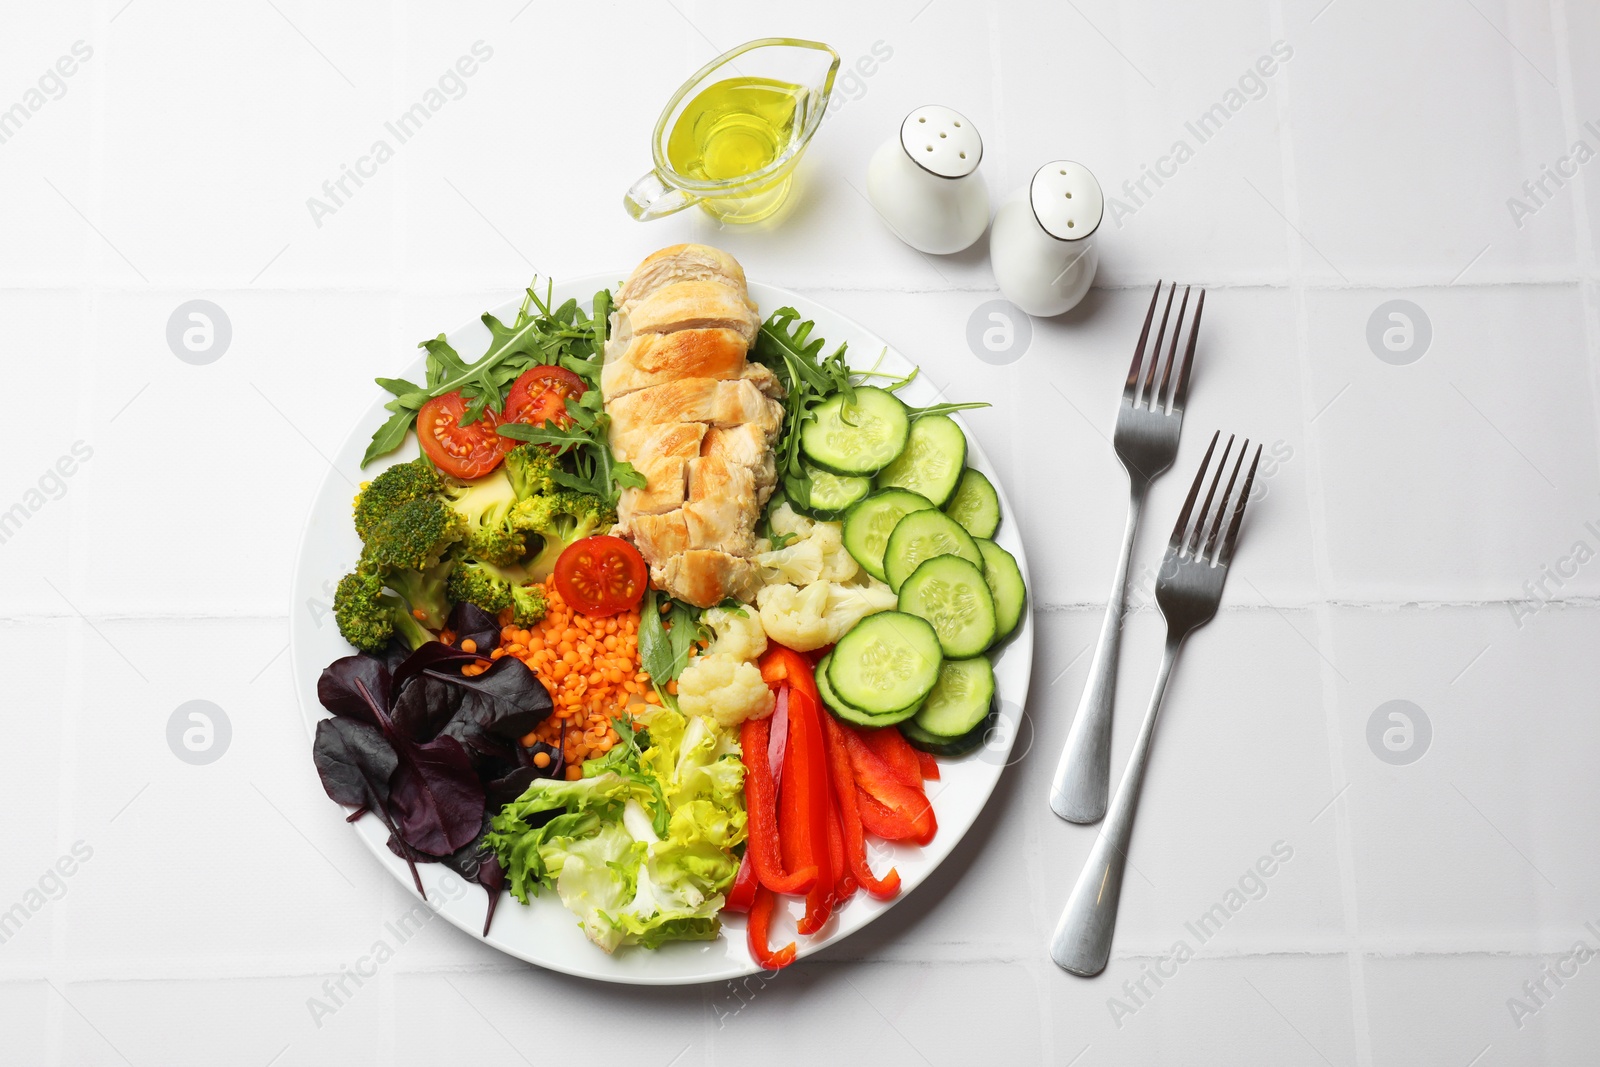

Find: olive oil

[664,77,806,220]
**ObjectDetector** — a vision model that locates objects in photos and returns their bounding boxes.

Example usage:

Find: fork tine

[1219,443,1263,566]
[1202,437,1249,561]
[1124,282,1164,401]
[1168,430,1219,551]
[1143,284,1176,407]
[1156,286,1191,412]
[1172,289,1204,410]
[1185,434,1235,557]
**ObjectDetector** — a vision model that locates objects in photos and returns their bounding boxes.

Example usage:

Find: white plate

[289,276,1034,985]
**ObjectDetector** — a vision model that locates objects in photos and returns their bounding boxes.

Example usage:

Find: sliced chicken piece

[602,244,781,607]
[683,455,758,556]
[658,550,763,608]
[608,419,706,465]
[615,244,750,308]
[741,360,783,400]
[608,377,782,439]
[625,280,761,343]
[601,328,748,400]
[627,511,691,561]
[612,422,704,524]
[701,424,778,505]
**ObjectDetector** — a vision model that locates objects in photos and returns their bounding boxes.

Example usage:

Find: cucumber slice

[897,556,997,658]
[792,466,872,519]
[827,612,943,716]
[908,700,992,758]
[883,509,983,593]
[800,387,910,476]
[816,652,921,727]
[901,711,995,757]
[911,656,996,739]
[873,414,968,507]
[976,538,1026,643]
[944,468,1001,539]
[842,489,936,582]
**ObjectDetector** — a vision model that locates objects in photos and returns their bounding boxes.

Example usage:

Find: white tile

[1326,607,1600,953]
[1303,284,1600,603]
[1363,953,1600,1067]
[1284,0,1575,285]
[1065,955,1360,1066]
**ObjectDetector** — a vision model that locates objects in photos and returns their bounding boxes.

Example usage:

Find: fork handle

[1050,632,1183,976]
[1050,483,1147,823]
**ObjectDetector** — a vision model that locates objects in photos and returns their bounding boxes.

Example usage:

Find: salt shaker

[866,105,989,255]
[990,161,1104,316]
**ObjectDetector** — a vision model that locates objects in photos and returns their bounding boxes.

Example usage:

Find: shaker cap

[900,105,982,179]
[1030,161,1103,241]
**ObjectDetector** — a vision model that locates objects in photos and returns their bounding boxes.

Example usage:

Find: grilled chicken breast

[605,245,783,607]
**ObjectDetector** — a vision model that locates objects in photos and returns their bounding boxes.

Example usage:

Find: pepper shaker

[866,105,989,254]
[990,161,1104,316]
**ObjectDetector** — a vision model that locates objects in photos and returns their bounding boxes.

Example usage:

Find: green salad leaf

[486,704,746,953]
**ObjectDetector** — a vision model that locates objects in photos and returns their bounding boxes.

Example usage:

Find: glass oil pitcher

[624,38,839,224]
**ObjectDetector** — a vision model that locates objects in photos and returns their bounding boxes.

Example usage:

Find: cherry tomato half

[504,365,586,430]
[417,392,508,479]
[553,536,648,617]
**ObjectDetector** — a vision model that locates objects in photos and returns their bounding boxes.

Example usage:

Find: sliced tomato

[417,392,508,479]
[553,536,648,617]
[504,365,586,430]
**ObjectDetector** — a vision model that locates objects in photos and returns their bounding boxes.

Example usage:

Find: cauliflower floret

[812,521,859,582]
[755,581,833,651]
[755,534,825,585]
[756,575,896,652]
[677,652,775,728]
[755,518,858,586]
[702,606,767,661]
[821,574,897,633]
[768,501,814,540]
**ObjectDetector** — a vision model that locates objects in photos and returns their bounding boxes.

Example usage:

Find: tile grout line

[1267,3,1374,1064]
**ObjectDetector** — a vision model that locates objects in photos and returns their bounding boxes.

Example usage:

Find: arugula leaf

[362,281,609,467]
[638,589,704,696]
[753,307,857,485]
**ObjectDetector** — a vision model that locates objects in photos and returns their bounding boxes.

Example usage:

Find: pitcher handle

[624,169,698,221]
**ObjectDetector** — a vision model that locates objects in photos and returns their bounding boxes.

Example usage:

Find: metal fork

[1049,432,1261,976]
[1051,282,1204,824]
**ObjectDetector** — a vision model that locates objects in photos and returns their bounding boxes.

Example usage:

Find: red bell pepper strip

[844,727,937,846]
[826,790,857,905]
[820,712,902,899]
[916,749,941,781]
[861,726,922,787]
[764,646,837,935]
[747,884,796,970]
[780,686,836,934]
[724,850,759,913]
[740,715,817,895]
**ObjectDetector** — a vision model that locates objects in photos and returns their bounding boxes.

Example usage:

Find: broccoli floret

[511,489,616,580]
[364,497,465,572]
[352,460,443,542]
[441,468,526,566]
[383,556,455,630]
[446,559,549,626]
[333,569,434,652]
[510,582,549,626]
[503,444,560,501]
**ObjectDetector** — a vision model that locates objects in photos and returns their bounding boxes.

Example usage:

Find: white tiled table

[4,2,1598,1064]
